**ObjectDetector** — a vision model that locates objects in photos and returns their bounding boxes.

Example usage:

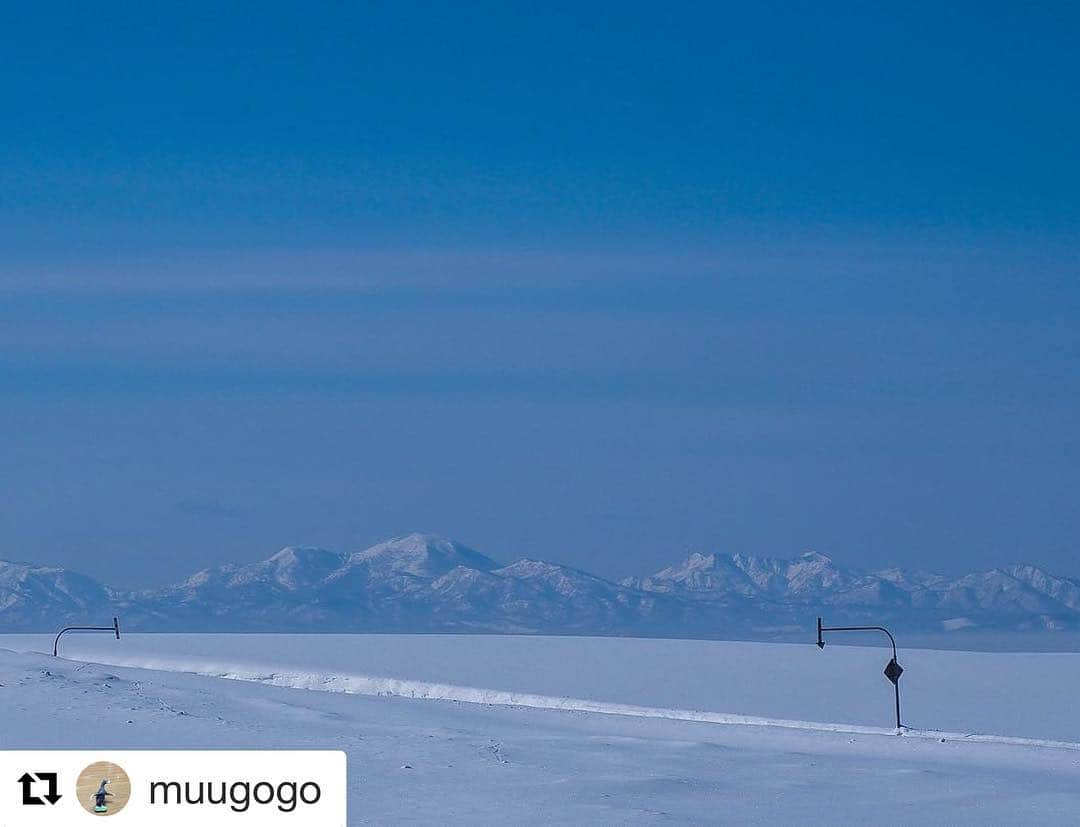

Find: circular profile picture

[76,761,132,816]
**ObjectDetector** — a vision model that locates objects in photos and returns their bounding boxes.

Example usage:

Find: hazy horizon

[2,525,1077,592]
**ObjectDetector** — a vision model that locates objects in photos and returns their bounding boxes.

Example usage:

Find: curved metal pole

[817,620,896,660]
[816,617,903,730]
[53,617,121,657]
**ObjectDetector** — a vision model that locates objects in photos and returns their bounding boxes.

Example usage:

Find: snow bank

[8,633,1080,744]
[26,648,1080,752]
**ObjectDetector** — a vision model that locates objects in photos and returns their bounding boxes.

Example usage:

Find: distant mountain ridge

[3,533,1080,637]
[622,550,1080,632]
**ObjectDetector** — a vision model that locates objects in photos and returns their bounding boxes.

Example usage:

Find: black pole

[53,617,122,657]
[894,679,901,732]
[816,617,904,730]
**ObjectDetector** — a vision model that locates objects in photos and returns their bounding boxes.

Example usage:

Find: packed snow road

[1,644,1079,824]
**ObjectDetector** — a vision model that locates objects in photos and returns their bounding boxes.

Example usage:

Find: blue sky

[1,3,1078,585]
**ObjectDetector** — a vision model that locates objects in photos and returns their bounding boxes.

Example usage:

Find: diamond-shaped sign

[884,658,903,684]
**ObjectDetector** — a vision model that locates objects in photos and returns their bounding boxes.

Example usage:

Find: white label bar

[0,751,346,825]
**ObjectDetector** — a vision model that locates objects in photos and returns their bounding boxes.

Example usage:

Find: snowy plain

[2,634,1080,824]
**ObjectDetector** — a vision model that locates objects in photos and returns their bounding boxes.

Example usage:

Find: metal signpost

[816,616,904,730]
[54,616,121,657]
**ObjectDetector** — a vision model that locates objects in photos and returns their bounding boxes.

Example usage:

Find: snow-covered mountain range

[2,533,1079,637]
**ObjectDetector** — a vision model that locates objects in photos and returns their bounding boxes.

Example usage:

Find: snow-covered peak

[350,533,500,578]
[179,567,224,589]
[0,559,112,620]
[268,545,342,567]
[0,559,49,587]
[259,546,347,589]
[641,549,848,598]
[6,537,1080,636]
[784,550,847,594]
[493,559,626,601]
[1003,565,1080,609]
[496,558,598,582]
[171,547,346,595]
[645,552,728,583]
[681,552,718,571]
[641,548,859,601]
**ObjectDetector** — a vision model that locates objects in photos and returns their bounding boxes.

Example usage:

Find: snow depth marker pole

[53,616,122,657]
[816,617,904,731]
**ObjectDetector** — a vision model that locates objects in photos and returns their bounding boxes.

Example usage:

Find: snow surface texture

[13,633,1080,742]
[5,533,1080,638]
[3,635,1080,824]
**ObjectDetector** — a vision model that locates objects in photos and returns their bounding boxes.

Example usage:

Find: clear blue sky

[1,3,1078,585]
